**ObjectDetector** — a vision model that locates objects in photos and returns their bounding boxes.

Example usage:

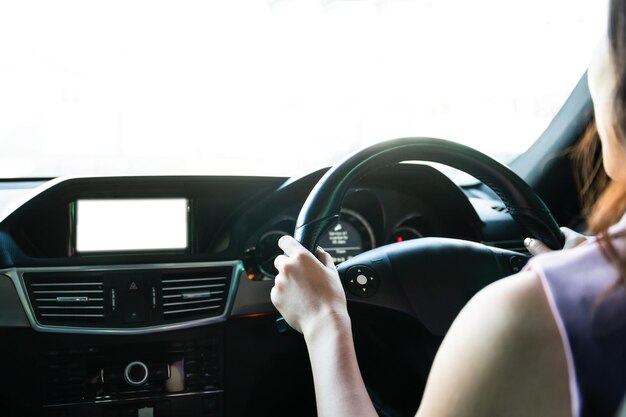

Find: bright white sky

[0,0,608,178]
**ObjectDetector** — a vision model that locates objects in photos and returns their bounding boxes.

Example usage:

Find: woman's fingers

[524,227,588,256]
[277,236,336,270]
[524,237,551,255]
[274,243,335,274]
[561,227,588,249]
[270,237,348,337]
[316,246,336,269]
[278,235,307,257]
[274,254,289,272]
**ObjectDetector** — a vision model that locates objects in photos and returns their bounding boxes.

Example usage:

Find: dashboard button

[356,274,368,285]
[122,278,146,323]
[345,266,379,298]
[124,361,149,386]
[510,255,529,273]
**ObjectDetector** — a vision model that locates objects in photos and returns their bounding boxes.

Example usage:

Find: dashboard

[0,164,528,417]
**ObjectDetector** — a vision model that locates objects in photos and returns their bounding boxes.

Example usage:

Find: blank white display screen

[76,199,188,252]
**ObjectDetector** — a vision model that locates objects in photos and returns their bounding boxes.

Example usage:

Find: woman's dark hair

[610,0,626,145]
[571,0,626,286]
[571,122,626,287]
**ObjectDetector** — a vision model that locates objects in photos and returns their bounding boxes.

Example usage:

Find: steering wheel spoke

[337,238,529,336]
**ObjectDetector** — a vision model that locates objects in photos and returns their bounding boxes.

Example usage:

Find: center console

[0,261,243,417]
[41,333,223,417]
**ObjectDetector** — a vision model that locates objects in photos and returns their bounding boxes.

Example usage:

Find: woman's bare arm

[271,236,377,417]
[303,312,378,417]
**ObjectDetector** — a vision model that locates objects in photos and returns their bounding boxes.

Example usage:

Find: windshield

[0,0,607,178]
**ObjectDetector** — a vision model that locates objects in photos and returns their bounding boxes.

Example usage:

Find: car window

[0,0,607,178]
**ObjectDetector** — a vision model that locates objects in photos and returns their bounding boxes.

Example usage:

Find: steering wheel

[292,137,564,336]
[285,137,563,416]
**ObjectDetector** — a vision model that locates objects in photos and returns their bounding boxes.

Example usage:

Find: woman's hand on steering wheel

[524,226,588,255]
[271,235,349,335]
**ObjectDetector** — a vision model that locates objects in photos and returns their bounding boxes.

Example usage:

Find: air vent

[24,272,105,326]
[160,268,231,321]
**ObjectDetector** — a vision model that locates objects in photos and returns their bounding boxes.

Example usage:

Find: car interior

[0,66,595,417]
[0,0,611,415]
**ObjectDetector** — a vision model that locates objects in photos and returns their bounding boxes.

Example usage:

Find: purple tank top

[526,216,626,417]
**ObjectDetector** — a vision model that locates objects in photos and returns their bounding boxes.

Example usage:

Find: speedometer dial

[317,209,375,264]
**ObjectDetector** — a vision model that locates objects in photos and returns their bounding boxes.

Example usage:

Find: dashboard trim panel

[43,389,225,408]
[0,260,243,335]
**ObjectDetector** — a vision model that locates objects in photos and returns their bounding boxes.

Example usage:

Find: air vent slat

[32,290,103,294]
[162,283,225,291]
[30,282,102,287]
[160,269,231,321]
[163,291,225,299]
[35,298,104,302]
[24,272,105,326]
[161,276,226,283]
[164,297,223,307]
[163,305,221,315]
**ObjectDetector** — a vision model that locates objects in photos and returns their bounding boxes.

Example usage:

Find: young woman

[271,1,626,416]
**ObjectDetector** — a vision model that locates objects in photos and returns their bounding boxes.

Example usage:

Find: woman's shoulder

[418,270,571,417]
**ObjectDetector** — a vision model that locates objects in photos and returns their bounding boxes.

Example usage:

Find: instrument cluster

[245,189,433,280]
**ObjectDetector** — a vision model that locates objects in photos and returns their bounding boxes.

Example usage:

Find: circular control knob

[344,265,380,298]
[124,361,149,386]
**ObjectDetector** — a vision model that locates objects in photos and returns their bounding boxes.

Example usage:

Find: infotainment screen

[75,199,188,253]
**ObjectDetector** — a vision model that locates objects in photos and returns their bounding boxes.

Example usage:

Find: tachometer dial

[317,209,375,264]
[256,230,288,277]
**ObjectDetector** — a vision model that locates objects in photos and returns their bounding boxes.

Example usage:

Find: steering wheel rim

[294,137,564,252]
